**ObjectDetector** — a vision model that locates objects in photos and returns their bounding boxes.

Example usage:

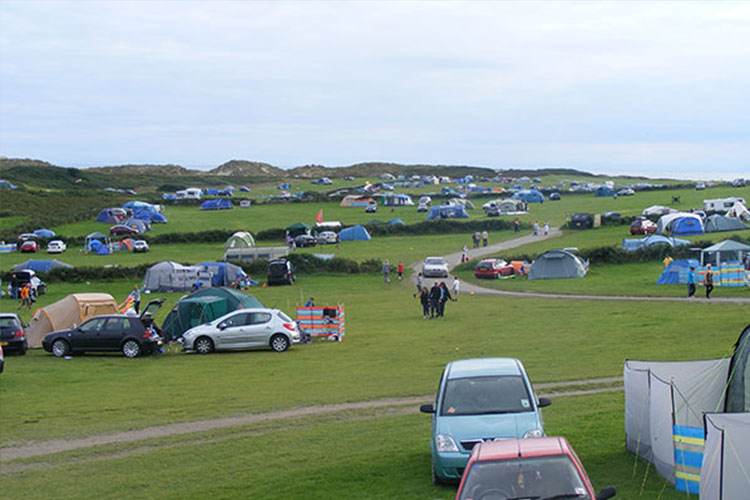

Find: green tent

[286,222,311,238]
[224,231,255,249]
[161,287,264,341]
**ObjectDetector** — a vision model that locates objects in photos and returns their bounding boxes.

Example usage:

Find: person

[704,264,714,299]
[429,282,441,318]
[473,231,481,248]
[687,266,696,298]
[335,232,340,249]
[305,296,316,307]
[461,244,469,263]
[382,259,390,283]
[132,285,141,314]
[481,230,488,247]
[663,254,674,268]
[18,283,31,310]
[514,219,520,233]
[533,221,539,236]
[419,286,430,319]
[452,276,460,300]
[438,282,454,317]
[543,221,549,236]
[397,261,404,281]
[415,272,423,297]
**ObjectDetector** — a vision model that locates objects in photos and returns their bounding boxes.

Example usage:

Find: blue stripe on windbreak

[675,477,700,494]
[674,449,703,469]
[673,425,704,439]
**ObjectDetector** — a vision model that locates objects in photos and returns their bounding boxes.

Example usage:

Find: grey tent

[704,214,748,233]
[528,250,586,280]
[700,413,750,500]
[143,261,213,292]
[700,240,750,267]
[224,231,255,249]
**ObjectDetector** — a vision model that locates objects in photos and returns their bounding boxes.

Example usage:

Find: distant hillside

[209,160,285,177]
[288,162,497,178]
[494,168,595,178]
[88,164,194,176]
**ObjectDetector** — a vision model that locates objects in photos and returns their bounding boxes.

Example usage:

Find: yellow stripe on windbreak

[673,435,704,446]
[675,470,701,482]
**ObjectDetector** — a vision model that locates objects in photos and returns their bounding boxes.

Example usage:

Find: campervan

[176,188,202,200]
[703,197,746,213]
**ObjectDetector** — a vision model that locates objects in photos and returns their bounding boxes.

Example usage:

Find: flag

[316,209,323,223]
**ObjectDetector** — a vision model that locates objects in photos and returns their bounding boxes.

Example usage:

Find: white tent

[700,413,750,500]
[143,261,213,292]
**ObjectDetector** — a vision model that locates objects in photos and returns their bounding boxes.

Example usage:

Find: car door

[102,317,132,350]
[72,318,108,351]
[215,313,250,348]
[245,312,274,347]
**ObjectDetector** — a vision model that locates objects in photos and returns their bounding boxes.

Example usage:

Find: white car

[46,240,66,253]
[417,202,429,212]
[181,308,301,354]
[133,240,150,253]
[316,231,338,244]
[422,256,449,278]
[617,188,635,196]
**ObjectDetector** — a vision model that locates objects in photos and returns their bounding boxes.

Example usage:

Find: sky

[1,1,749,180]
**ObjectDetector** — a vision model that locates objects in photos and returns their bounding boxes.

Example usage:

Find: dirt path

[0,376,621,463]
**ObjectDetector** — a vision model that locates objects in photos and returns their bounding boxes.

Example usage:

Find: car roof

[474,437,571,461]
[446,358,522,379]
[0,313,21,319]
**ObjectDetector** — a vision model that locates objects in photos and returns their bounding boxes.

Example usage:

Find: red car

[110,225,139,236]
[19,240,39,253]
[629,218,657,235]
[474,259,514,279]
[456,437,616,500]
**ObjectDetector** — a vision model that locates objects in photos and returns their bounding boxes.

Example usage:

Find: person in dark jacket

[429,282,441,318]
[438,282,453,317]
[418,287,430,318]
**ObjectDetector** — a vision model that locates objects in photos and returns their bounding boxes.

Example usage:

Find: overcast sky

[1,1,749,179]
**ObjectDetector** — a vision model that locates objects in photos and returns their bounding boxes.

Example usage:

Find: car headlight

[523,429,543,438]
[435,434,459,453]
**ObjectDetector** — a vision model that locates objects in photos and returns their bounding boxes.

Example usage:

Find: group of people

[472,231,489,248]
[16,283,34,310]
[532,221,549,236]
[687,263,714,299]
[417,280,457,319]
[382,260,405,283]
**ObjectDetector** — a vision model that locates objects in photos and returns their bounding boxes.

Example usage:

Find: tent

[499,199,526,214]
[12,259,73,273]
[364,219,385,226]
[643,205,677,217]
[620,235,690,252]
[704,214,748,233]
[142,261,213,292]
[338,225,371,241]
[200,199,233,210]
[511,190,545,203]
[286,222,311,238]
[96,208,122,224]
[425,205,470,220]
[160,287,264,341]
[670,216,704,236]
[656,259,700,284]
[700,413,750,500]
[134,209,167,224]
[84,232,111,252]
[0,179,18,189]
[32,229,55,238]
[26,293,118,348]
[527,249,588,280]
[387,218,405,225]
[340,195,372,207]
[200,262,248,287]
[123,201,159,213]
[224,231,255,249]
[594,186,616,197]
[382,194,414,206]
[125,218,151,233]
[700,240,750,267]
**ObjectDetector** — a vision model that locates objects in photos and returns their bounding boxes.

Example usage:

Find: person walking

[414,272,423,297]
[461,244,469,263]
[132,285,141,314]
[397,261,404,281]
[514,219,520,233]
[533,221,539,236]
[481,230,488,247]
[18,283,31,310]
[543,221,549,236]
[663,254,674,268]
[438,282,454,317]
[687,266,696,298]
[429,282,441,318]
[419,287,430,319]
[382,259,390,283]
[452,276,460,300]
[704,264,714,299]
[473,231,481,248]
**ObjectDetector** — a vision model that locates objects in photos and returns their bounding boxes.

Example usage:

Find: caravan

[176,188,203,200]
[703,197,745,213]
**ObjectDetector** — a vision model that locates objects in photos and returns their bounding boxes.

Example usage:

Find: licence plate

[0,341,8,346]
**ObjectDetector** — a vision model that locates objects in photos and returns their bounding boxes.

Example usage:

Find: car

[41,299,165,358]
[267,258,295,286]
[294,234,317,248]
[110,224,139,236]
[474,259,513,279]
[0,313,28,355]
[420,358,551,484]
[46,240,67,254]
[417,202,429,212]
[630,217,657,235]
[548,192,561,201]
[20,240,39,253]
[696,182,706,190]
[316,231,338,244]
[365,201,378,213]
[571,213,594,230]
[180,308,301,354]
[455,437,616,500]
[10,269,46,296]
[422,256,449,278]
[732,178,746,187]
[132,240,150,253]
[617,188,635,196]
[17,233,36,241]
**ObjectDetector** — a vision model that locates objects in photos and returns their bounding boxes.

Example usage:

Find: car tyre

[270,334,289,352]
[51,339,69,358]
[195,336,214,355]
[122,340,142,358]
[19,342,27,355]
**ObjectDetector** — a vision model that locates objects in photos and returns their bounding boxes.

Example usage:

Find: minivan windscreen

[440,376,532,416]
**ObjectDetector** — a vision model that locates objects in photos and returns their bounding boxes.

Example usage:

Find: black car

[294,234,317,248]
[570,213,594,230]
[42,299,165,358]
[0,313,28,355]
[267,258,295,286]
[10,269,46,297]
[548,192,561,201]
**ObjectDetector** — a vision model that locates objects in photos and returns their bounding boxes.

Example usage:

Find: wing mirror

[419,403,435,414]
[596,486,616,499]
[218,322,226,330]
[538,397,552,408]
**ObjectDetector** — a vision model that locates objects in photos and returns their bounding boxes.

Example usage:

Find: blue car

[420,358,551,484]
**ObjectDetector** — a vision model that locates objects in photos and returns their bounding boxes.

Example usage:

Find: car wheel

[122,340,142,358]
[431,461,447,486]
[51,339,69,358]
[270,334,289,352]
[194,336,214,354]
[19,342,27,355]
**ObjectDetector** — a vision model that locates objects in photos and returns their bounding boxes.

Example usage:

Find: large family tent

[511,189,545,203]
[620,235,690,252]
[224,231,255,249]
[160,287,264,341]
[338,225,371,241]
[700,239,750,267]
[499,199,526,214]
[425,205,470,220]
[594,186,616,197]
[134,209,167,224]
[624,324,750,496]
[382,193,414,206]
[200,262,248,287]
[656,213,704,236]
[12,259,73,273]
[123,201,160,213]
[286,222,311,238]
[704,214,748,233]
[84,232,111,252]
[528,250,587,280]
[142,261,213,292]
[124,218,151,233]
[656,259,699,284]
[200,199,233,210]
[26,293,119,348]
[96,208,123,224]
[340,195,373,207]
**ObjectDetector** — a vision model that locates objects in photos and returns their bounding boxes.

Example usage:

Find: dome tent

[26,293,118,348]
[224,231,255,249]
[338,225,371,241]
[704,214,748,233]
[528,249,587,280]
[200,199,233,210]
[13,259,73,273]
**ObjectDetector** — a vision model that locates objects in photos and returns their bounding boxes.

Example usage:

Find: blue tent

[97,245,110,255]
[511,190,545,203]
[12,259,73,273]
[88,239,104,252]
[125,218,151,233]
[671,216,704,236]
[239,186,251,192]
[595,186,616,197]
[96,209,121,224]
[162,193,177,200]
[205,188,220,195]
[134,209,167,224]
[33,229,55,238]
[339,225,371,241]
[200,262,248,287]
[426,205,470,220]
[123,201,158,213]
[621,235,690,252]
[656,259,699,284]
[218,186,235,196]
[387,218,405,225]
[200,199,233,210]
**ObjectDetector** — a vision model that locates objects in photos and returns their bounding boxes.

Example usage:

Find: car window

[425,258,444,265]
[247,312,272,325]
[277,311,293,323]
[105,317,132,331]
[222,314,248,328]
[0,318,21,329]
[79,318,107,333]
[440,376,532,416]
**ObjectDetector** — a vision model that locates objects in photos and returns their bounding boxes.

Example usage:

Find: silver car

[422,256,449,278]
[181,308,301,354]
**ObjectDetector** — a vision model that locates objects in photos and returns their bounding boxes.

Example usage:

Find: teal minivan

[420,358,551,484]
